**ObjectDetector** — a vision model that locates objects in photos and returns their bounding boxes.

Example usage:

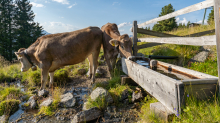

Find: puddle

[136,60,150,68]
[8,102,25,122]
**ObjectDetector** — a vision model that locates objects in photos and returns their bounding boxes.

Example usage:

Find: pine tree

[207,7,214,24]
[14,0,43,50]
[182,23,186,28]
[0,0,16,61]
[152,4,177,32]
[148,26,150,30]
[178,23,183,28]
[187,21,190,28]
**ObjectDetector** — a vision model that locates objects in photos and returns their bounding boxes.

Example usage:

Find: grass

[0,86,29,117]
[171,95,220,123]
[38,87,64,116]
[0,99,20,116]
[139,95,159,123]
[0,86,25,102]
[86,96,107,111]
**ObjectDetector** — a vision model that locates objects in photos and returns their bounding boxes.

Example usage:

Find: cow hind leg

[49,72,54,89]
[87,54,93,79]
[91,50,100,84]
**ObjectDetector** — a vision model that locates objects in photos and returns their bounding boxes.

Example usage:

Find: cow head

[109,34,132,58]
[14,48,33,72]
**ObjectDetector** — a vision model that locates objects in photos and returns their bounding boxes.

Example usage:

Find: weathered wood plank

[184,29,215,37]
[138,0,214,27]
[157,61,218,79]
[137,43,162,50]
[137,28,180,37]
[124,58,180,115]
[138,35,216,46]
[214,0,220,94]
[133,21,138,56]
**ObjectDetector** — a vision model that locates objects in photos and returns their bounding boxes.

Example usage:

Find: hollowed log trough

[121,57,218,116]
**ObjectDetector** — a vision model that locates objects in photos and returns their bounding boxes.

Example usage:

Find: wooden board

[157,61,218,79]
[122,58,180,115]
[137,28,180,37]
[138,0,214,27]
[138,35,216,46]
[133,21,138,56]
[214,0,220,94]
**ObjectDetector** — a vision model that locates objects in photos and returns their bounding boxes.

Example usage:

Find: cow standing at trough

[15,27,102,90]
[101,23,133,76]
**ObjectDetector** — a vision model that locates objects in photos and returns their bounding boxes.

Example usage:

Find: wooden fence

[132,0,220,86]
[129,0,220,116]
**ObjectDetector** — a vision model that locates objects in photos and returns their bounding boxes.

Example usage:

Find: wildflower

[187,94,189,97]
[174,108,176,111]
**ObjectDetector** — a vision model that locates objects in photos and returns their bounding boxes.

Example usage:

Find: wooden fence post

[133,21,138,56]
[214,0,220,94]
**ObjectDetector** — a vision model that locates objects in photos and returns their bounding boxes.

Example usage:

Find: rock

[38,89,49,97]
[32,90,38,95]
[87,67,104,77]
[20,95,28,102]
[40,97,53,107]
[59,92,76,108]
[90,87,113,104]
[82,102,89,111]
[0,115,6,123]
[132,91,143,102]
[71,107,102,123]
[120,89,128,101]
[23,95,37,109]
[78,69,87,75]
[190,51,209,62]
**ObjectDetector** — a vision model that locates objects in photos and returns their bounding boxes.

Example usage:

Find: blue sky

[30,0,213,35]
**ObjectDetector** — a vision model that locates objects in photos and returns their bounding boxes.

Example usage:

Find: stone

[20,95,28,102]
[23,95,37,109]
[90,87,113,104]
[71,107,102,123]
[132,91,143,102]
[38,89,49,97]
[150,102,175,122]
[121,75,138,86]
[82,102,89,111]
[120,89,128,101]
[40,97,53,107]
[59,92,76,108]
[78,69,87,75]
[0,115,6,123]
[87,67,104,77]
[190,51,209,62]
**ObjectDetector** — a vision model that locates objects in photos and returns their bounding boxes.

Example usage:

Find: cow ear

[109,39,119,47]
[14,52,23,57]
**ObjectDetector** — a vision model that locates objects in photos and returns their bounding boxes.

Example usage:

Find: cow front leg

[49,72,54,88]
[87,55,93,79]
[40,68,49,90]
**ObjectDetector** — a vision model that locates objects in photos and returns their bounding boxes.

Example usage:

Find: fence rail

[129,0,220,117]
[138,0,214,27]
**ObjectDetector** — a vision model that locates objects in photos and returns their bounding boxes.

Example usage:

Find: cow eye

[121,45,124,49]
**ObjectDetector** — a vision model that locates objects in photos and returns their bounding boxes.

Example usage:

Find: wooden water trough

[121,57,218,116]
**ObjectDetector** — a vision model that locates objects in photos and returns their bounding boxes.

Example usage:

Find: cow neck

[119,47,132,58]
[110,31,120,40]
[24,49,34,67]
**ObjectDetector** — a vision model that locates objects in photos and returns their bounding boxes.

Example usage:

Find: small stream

[7,81,89,123]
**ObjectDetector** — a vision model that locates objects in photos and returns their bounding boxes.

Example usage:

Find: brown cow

[15,27,102,90]
[101,23,132,76]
